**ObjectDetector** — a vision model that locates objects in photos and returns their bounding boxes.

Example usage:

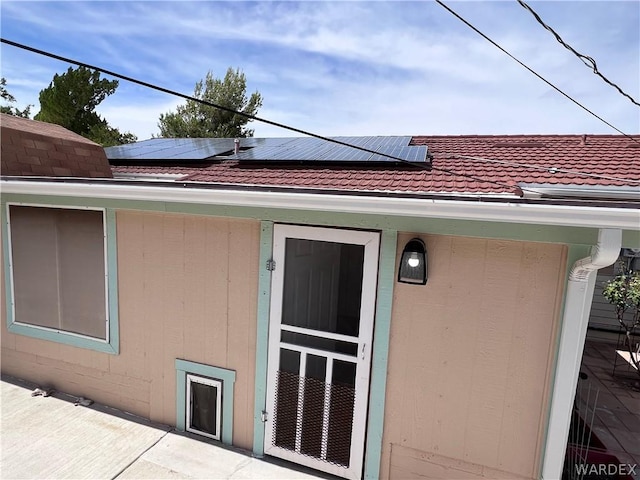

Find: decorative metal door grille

[272,364,355,467]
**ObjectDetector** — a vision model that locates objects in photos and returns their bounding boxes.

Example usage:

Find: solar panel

[331,136,411,148]
[234,137,427,164]
[233,146,289,160]
[240,137,299,148]
[105,136,429,165]
[369,146,429,163]
[105,138,234,161]
[316,145,372,162]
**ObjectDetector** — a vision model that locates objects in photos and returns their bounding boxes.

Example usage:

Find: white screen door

[264,225,380,480]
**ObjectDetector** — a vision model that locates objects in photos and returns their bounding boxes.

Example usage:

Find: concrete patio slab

[117,434,320,479]
[1,377,323,480]
[1,379,169,479]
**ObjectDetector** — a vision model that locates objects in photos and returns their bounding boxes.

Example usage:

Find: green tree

[87,121,139,147]
[603,263,640,377]
[1,77,32,118]
[34,66,136,146]
[157,68,262,138]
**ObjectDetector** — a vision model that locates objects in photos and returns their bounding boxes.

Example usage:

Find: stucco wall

[1,210,260,450]
[381,233,567,479]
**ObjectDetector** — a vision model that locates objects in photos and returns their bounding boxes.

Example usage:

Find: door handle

[361,343,366,360]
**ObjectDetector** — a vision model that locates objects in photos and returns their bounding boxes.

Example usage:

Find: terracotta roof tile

[111,134,640,195]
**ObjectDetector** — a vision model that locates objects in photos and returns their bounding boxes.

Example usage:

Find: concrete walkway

[0,377,321,479]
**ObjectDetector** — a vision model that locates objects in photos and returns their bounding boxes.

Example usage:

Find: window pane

[9,206,107,339]
[57,209,106,338]
[10,206,60,330]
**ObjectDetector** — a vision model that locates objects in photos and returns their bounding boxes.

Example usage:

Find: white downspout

[542,228,622,480]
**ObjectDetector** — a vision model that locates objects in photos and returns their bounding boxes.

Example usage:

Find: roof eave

[1,178,638,231]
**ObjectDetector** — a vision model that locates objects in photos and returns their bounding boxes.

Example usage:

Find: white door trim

[264,224,380,480]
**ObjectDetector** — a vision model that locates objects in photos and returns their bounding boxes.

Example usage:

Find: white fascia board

[1,180,639,230]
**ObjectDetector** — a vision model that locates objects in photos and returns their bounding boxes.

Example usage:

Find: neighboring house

[1,113,639,480]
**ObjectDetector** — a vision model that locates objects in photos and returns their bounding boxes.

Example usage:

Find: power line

[3,39,637,197]
[517,0,640,107]
[0,39,393,162]
[1,37,534,197]
[434,0,639,144]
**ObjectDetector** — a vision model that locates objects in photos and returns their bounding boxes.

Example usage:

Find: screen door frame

[263,224,380,480]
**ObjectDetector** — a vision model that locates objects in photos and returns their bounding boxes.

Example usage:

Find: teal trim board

[252,221,274,457]
[2,204,13,338]
[364,230,397,479]
[106,209,120,354]
[1,203,119,354]
[175,359,236,446]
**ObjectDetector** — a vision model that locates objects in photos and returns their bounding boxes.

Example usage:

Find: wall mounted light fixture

[398,238,427,285]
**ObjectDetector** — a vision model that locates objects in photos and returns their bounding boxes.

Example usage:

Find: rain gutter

[541,229,622,480]
[520,183,640,200]
[1,180,639,230]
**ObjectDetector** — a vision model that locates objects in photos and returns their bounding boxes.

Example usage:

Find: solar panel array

[105,136,429,164]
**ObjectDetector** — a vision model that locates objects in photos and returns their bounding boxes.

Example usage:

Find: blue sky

[1,1,638,141]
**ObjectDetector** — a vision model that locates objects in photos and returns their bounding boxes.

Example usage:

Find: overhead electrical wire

[1,38,638,198]
[1,38,400,164]
[517,0,640,107]
[434,0,639,145]
[0,37,533,196]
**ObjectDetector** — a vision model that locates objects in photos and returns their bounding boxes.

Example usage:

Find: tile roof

[111,134,640,195]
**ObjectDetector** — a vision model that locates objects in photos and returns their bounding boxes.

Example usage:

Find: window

[4,203,119,353]
[186,374,222,441]
[175,359,236,445]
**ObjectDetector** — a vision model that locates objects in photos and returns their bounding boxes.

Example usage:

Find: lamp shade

[398,238,427,284]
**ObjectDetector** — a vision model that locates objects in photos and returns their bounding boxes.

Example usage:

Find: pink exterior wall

[381,233,567,479]
[1,211,260,450]
[2,217,568,475]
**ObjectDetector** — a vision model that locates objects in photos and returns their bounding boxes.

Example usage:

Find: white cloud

[1,0,638,140]
[97,98,183,141]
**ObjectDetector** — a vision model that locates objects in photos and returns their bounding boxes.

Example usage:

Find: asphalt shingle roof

[1,114,113,178]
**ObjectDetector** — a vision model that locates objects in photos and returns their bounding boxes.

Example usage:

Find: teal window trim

[252,220,274,457]
[1,203,119,354]
[175,358,236,446]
